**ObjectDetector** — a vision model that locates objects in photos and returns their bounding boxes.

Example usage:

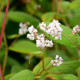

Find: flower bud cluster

[51,55,63,66]
[19,23,28,35]
[72,25,80,34]
[27,26,53,48]
[36,34,53,47]
[39,19,63,40]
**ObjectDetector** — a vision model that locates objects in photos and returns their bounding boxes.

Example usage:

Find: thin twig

[0,63,4,80]
[3,33,8,74]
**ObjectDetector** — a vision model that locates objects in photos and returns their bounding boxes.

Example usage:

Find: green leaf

[41,12,56,22]
[61,1,70,11]
[68,8,80,27]
[77,67,80,79]
[9,70,35,80]
[47,50,71,61]
[33,57,80,76]
[0,12,4,31]
[66,47,78,59]
[45,74,78,80]
[39,0,51,11]
[63,74,78,80]
[7,57,20,66]
[5,73,15,80]
[69,0,80,9]
[8,11,40,27]
[11,65,25,73]
[9,40,42,57]
[7,34,20,39]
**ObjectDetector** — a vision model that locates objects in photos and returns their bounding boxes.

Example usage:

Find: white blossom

[46,19,63,40]
[51,55,63,66]
[27,34,35,40]
[19,28,27,35]
[45,40,53,47]
[36,34,53,48]
[72,25,80,34]
[37,34,45,40]
[19,23,27,29]
[19,23,28,35]
[36,39,45,47]
[36,34,45,47]
[39,22,46,31]
[28,25,37,34]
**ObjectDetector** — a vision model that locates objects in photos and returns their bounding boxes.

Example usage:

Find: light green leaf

[47,50,71,61]
[5,73,15,80]
[9,40,42,57]
[41,12,56,22]
[7,34,20,39]
[45,74,78,80]
[9,70,35,80]
[63,74,78,80]
[69,0,80,9]
[8,11,40,27]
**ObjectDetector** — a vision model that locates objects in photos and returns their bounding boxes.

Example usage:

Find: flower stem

[0,63,4,80]
[3,33,8,74]
[42,53,44,70]
[40,48,44,70]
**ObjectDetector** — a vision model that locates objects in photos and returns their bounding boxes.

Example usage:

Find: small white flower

[39,22,46,31]
[55,55,59,59]
[45,40,53,47]
[19,28,27,35]
[72,25,80,34]
[19,23,28,35]
[37,34,45,40]
[19,23,27,29]
[28,25,37,34]
[51,60,54,63]
[27,34,35,40]
[46,19,63,40]
[51,55,63,66]
[36,39,45,47]
[53,19,61,26]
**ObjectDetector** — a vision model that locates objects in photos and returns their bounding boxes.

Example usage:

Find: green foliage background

[0,0,80,80]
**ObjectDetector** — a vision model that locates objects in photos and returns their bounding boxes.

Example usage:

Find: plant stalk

[3,33,8,74]
[0,0,9,48]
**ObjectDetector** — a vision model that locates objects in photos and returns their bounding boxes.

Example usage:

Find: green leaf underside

[9,40,41,57]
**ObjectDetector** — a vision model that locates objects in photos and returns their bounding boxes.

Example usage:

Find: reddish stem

[0,0,9,48]
[0,0,9,80]
[0,64,4,80]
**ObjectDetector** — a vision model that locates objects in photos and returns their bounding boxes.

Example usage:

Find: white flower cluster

[39,19,63,40]
[72,25,80,34]
[19,23,28,35]
[27,26,38,40]
[36,34,53,47]
[27,26,53,48]
[51,55,63,66]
